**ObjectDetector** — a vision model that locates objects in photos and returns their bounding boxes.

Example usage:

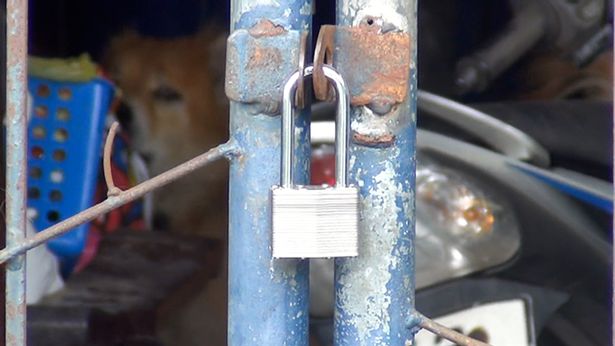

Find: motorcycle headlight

[309,122,522,317]
[415,154,521,289]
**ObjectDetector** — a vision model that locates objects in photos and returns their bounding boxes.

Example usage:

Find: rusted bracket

[314,23,411,115]
[313,25,335,102]
[225,19,308,114]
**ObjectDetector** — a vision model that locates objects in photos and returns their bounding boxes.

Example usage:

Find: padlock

[271,65,359,258]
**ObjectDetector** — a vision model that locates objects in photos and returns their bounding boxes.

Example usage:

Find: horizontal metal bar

[0,141,239,264]
[417,313,492,346]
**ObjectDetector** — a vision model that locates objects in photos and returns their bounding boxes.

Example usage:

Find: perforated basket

[27,77,113,270]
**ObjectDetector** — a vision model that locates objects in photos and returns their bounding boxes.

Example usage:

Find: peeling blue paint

[334,1,418,345]
[334,121,416,345]
[225,28,303,114]
[228,106,311,346]
[228,0,312,344]
[234,0,312,31]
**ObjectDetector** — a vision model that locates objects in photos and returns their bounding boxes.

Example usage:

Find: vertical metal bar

[5,0,29,345]
[334,0,417,345]
[228,0,312,344]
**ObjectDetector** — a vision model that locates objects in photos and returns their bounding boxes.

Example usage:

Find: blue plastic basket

[27,77,113,271]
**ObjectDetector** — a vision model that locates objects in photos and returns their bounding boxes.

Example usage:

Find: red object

[311,146,336,186]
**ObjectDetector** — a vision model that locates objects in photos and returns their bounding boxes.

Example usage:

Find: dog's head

[105,29,228,172]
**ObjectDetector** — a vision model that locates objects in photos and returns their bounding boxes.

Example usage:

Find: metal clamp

[313,23,412,115]
[225,19,308,114]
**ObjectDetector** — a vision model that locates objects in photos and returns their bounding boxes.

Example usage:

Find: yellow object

[29,54,98,82]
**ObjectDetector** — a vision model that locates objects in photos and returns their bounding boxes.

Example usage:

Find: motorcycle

[308,93,612,346]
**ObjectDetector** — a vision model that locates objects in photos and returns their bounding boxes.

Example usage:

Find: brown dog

[105,28,229,345]
[105,28,229,238]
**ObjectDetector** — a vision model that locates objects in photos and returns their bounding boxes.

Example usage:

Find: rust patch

[249,19,286,38]
[295,32,308,109]
[225,23,304,114]
[5,303,16,318]
[336,24,411,109]
[313,25,336,101]
[352,131,396,148]
[246,45,282,70]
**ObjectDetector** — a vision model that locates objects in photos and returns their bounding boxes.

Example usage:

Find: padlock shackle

[281,65,350,188]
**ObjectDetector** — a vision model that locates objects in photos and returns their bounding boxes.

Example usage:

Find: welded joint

[225,19,307,115]
[223,138,243,160]
[405,311,423,336]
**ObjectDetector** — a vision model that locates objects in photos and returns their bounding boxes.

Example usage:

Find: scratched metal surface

[333,0,418,345]
[225,19,304,114]
[228,0,312,344]
[5,0,29,344]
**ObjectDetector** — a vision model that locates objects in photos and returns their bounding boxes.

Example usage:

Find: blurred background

[1,0,612,345]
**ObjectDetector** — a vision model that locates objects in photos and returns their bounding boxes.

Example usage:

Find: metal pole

[334,0,417,345]
[5,0,29,345]
[228,0,312,344]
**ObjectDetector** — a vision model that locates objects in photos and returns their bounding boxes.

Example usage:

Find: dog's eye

[151,85,183,102]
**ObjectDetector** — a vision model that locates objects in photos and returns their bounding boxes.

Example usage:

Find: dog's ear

[199,28,228,101]
[102,30,145,90]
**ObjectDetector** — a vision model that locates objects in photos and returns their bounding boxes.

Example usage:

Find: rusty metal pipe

[5,0,29,344]
[333,0,417,345]
[227,0,312,343]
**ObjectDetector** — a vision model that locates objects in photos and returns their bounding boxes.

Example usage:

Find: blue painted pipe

[228,0,312,344]
[334,1,418,345]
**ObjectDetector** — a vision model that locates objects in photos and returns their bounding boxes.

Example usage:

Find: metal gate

[3,0,490,345]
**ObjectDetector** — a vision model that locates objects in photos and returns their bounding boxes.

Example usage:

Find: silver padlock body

[272,185,359,258]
